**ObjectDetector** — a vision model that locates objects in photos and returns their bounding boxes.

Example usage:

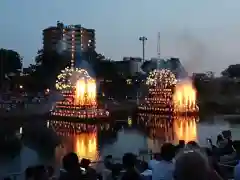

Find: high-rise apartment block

[42,21,96,67]
[43,21,95,52]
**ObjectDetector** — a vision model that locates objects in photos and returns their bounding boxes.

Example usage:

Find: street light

[139,36,147,62]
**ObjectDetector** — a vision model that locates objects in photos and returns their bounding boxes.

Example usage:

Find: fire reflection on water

[74,133,97,161]
[50,121,100,166]
[137,114,199,151]
[173,116,198,144]
[51,115,199,166]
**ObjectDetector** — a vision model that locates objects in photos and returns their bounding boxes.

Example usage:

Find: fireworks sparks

[146,69,177,87]
[56,67,91,90]
[173,79,199,114]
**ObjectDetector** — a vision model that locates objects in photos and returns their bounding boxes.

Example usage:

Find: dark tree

[0,48,22,88]
[0,48,22,75]
[32,49,68,90]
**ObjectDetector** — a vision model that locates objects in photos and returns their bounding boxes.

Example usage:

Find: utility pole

[139,36,147,62]
[157,32,161,69]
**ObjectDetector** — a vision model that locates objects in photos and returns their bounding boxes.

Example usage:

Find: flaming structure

[138,69,177,113]
[51,67,109,120]
[173,79,199,115]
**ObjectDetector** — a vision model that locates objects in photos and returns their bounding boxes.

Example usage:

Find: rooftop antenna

[157,32,161,69]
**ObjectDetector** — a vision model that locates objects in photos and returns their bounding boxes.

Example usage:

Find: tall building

[42,21,96,67]
[43,26,62,52]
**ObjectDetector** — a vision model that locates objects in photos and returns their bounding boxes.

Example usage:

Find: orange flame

[75,78,97,106]
[173,79,198,113]
[75,78,86,105]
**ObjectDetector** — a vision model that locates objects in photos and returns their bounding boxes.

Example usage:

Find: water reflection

[74,133,97,161]
[49,120,111,165]
[136,114,199,151]
[48,115,199,164]
[173,116,198,144]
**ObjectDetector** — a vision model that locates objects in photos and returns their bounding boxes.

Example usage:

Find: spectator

[205,148,226,180]
[186,141,200,149]
[59,152,83,180]
[152,143,175,180]
[80,158,91,169]
[217,134,226,149]
[80,158,98,180]
[148,153,161,170]
[33,165,48,180]
[140,161,152,180]
[175,140,185,154]
[102,155,114,180]
[234,152,240,180]
[121,153,141,180]
[25,167,34,180]
[174,149,223,180]
[111,163,123,180]
[47,166,55,180]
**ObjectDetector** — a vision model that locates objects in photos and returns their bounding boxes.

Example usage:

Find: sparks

[146,69,177,87]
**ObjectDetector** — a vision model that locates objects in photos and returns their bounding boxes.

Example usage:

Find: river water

[1,114,240,176]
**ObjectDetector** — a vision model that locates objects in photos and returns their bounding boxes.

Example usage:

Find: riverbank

[0,104,51,119]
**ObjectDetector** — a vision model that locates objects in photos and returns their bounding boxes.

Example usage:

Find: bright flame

[173,79,198,113]
[75,78,86,105]
[75,78,96,106]
[87,79,97,105]
[173,116,198,143]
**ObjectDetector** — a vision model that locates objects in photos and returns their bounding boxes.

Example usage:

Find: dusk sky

[1,0,240,74]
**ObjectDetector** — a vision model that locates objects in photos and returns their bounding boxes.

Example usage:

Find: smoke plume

[175,30,208,74]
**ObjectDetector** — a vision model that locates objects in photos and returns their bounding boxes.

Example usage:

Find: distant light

[19,85,23,89]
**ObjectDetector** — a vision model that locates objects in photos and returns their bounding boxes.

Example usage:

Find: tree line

[2,47,240,94]
[0,48,128,95]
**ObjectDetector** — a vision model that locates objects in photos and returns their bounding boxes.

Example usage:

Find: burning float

[51,67,109,121]
[173,79,199,115]
[138,69,176,114]
[138,69,198,115]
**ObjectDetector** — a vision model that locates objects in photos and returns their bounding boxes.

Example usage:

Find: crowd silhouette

[4,130,240,180]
